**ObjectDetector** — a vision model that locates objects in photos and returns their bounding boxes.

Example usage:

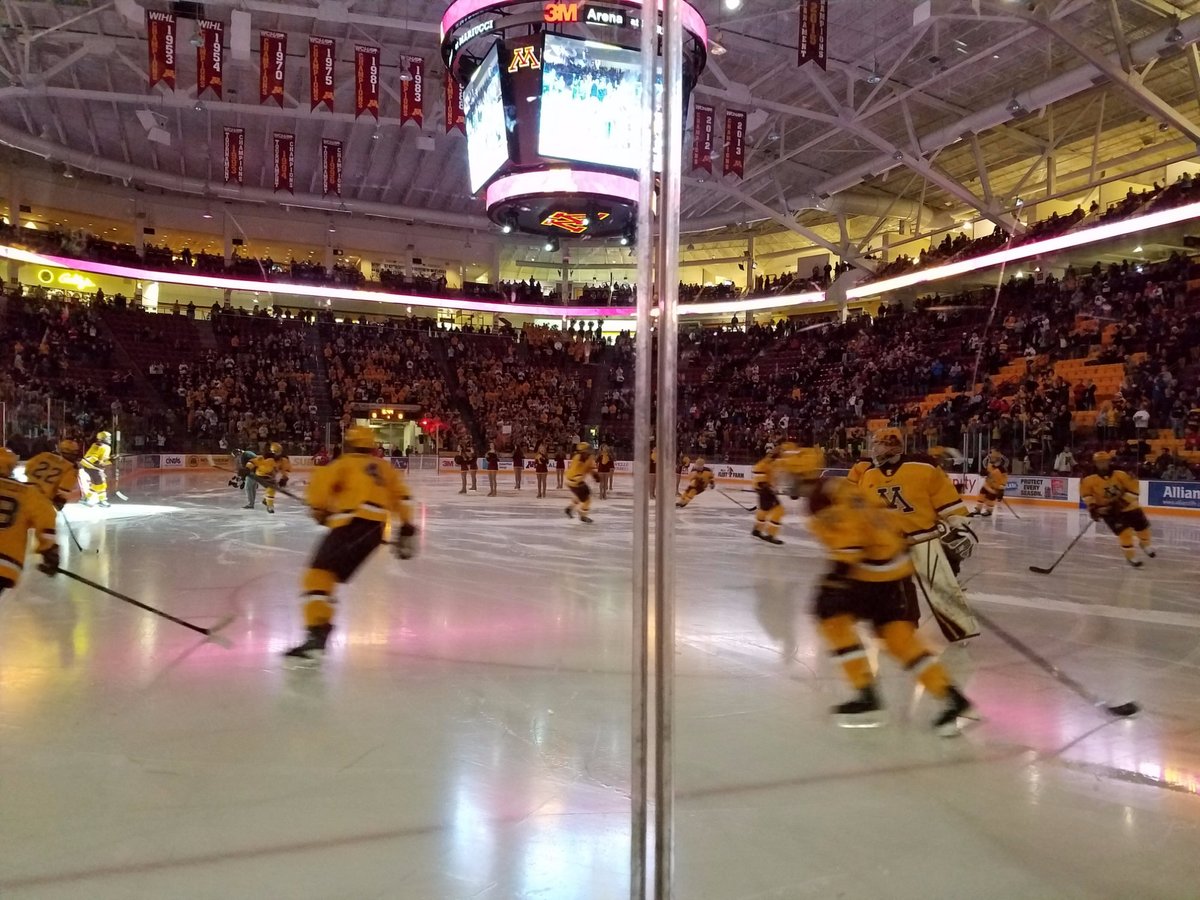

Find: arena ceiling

[1,0,1200,262]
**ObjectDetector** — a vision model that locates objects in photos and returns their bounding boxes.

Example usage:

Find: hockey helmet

[1093,450,1115,469]
[693,457,705,468]
[0,447,16,477]
[929,446,965,470]
[576,441,591,453]
[870,428,904,464]
[58,439,81,461]
[344,426,376,450]
[792,447,826,480]
[96,431,112,445]
[269,442,283,456]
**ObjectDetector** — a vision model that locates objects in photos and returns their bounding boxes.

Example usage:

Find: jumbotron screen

[538,34,662,172]
[463,43,508,193]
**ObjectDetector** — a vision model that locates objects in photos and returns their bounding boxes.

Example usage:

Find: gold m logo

[540,211,609,234]
[507,45,541,72]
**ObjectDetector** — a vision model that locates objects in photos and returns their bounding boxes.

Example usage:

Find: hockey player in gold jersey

[0,448,60,595]
[565,442,598,523]
[857,428,980,642]
[246,443,291,514]
[676,458,715,508]
[791,447,973,734]
[23,439,82,509]
[971,449,1009,518]
[1081,451,1154,567]
[750,443,807,544]
[284,426,416,661]
[79,431,113,507]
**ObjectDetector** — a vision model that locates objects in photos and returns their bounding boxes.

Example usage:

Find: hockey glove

[1088,505,1105,522]
[394,523,417,560]
[278,475,289,488]
[819,562,854,595]
[38,547,61,577]
[52,496,66,511]
[941,524,978,561]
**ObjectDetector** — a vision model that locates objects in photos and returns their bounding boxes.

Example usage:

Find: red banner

[322,139,343,197]
[444,75,465,134]
[223,127,244,185]
[354,44,380,119]
[309,36,336,111]
[273,132,295,193]
[146,11,176,90]
[722,109,746,178]
[691,103,714,174]
[197,19,223,99]
[798,0,828,70]
[400,56,425,127]
[260,31,286,106]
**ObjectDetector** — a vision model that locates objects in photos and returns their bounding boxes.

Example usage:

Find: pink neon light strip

[485,169,640,208]
[846,199,1200,300]
[442,0,708,47]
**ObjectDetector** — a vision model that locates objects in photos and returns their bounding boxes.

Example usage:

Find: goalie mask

[870,428,904,465]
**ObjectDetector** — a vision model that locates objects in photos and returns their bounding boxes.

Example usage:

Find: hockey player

[23,439,82,509]
[565,442,598,523]
[78,431,113,507]
[676,458,715,508]
[750,442,803,544]
[1081,451,1154,567]
[790,447,973,735]
[971,449,1009,517]
[597,445,615,499]
[534,445,549,498]
[0,448,60,596]
[858,428,979,642]
[454,447,473,494]
[846,454,874,485]
[284,426,416,662]
[246,443,291,514]
[231,448,259,508]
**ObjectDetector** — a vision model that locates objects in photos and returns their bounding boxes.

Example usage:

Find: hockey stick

[213,461,304,502]
[55,567,236,644]
[971,607,1139,718]
[1028,519,1093,575]
[58,510,95,554]
[717,487,756,511]
[1001,499,1022,520]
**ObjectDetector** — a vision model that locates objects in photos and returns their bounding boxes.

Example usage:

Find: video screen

[538,34,662,172]
[463,44,509,193]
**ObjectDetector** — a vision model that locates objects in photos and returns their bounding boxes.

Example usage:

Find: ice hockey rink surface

[1,470,1198,899]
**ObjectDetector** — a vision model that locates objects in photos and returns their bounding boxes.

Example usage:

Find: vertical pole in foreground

[654,0,684,892]
[630,0,658,892]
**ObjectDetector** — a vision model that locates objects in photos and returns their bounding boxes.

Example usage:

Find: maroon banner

[444,75,465,134]
[400,56,425,127]
[273,132,295,193]
[691,103,714,174]
[223,127,244,185]
[197,19,223,99]
[354,44,380,120]
[322,139,343,197]
[798,0,828,70]
[146,11,176,90]
[260,31,286,106]
[722,109,746,178]
[309,36,335,111]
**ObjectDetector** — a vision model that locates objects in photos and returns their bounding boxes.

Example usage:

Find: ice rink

[2,468,1199,899]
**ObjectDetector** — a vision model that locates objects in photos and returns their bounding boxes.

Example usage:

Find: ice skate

[833,685,883,727]
[565,506,574,518]
[283,624,333,664]
[1143,547,1156,559]
[580,515,594,524]
[1128,558,1143,568]
[932,686,974,737]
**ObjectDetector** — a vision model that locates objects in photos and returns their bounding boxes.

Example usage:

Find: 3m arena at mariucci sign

[1148,481,1200,510]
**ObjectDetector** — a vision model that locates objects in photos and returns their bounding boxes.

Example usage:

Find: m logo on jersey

[876,486,915,513]
[507,46,541,72]
[540,210,609,234]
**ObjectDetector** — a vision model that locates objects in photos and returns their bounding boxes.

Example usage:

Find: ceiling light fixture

[1007,94,1025,115]
[1167,19,1184,43]
[543,236,560,253]
[723,0,741,9]
[866,61,882,85]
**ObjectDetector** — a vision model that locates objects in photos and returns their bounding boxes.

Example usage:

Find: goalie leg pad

[912,540,980,642]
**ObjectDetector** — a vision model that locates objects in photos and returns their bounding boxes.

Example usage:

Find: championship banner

[260,30,286,106]
[354,44,381,119]
[146,11,176,90]
[197,19,223,99]
[400,56,425,127]
[444,74,466,134]
[272,131,295,193]
[309,36,336,111]
[223,126,245,185]
[798,0,828,70]
[691,103,714,173]
[321,139,343,197]
[722,108,746,178]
